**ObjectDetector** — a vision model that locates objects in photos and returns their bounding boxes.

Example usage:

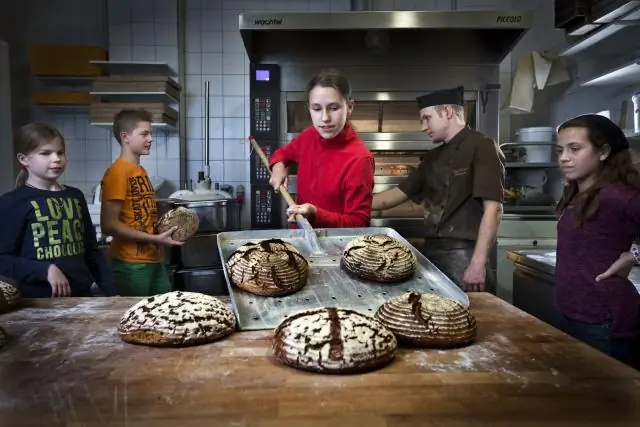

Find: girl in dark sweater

[555,114,640,368]
[0,123,116,298]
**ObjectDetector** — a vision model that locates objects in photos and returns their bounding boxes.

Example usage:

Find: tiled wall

[19,0,639,221]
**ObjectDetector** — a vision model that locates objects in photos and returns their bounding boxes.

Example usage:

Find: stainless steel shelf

[558,5,640,56]
[89,91,179,103]
[580,58,640,86]
[89,61,178,77]
[90,122,178,132]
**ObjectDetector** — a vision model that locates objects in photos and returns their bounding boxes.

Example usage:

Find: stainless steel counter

[506,249,640,293]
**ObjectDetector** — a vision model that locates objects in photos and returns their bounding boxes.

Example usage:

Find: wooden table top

[0,293,639,427]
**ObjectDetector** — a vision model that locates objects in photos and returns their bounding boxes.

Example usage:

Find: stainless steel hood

[238,10,533,65]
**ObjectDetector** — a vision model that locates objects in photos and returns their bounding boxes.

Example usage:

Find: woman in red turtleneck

[268,69,375,228]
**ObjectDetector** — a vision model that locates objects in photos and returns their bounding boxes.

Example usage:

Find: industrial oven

[241,9,534,241]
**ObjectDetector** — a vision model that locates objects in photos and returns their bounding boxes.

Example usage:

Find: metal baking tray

[217,227,469,330]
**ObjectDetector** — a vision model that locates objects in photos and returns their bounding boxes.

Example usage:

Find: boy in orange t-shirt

[100,109,183,296]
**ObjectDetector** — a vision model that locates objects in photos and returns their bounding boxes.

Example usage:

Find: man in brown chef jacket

[372,86,505,293]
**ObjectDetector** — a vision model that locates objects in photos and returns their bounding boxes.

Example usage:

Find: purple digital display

[256,69,270,81]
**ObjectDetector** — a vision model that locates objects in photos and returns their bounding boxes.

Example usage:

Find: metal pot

[172,198,240,233]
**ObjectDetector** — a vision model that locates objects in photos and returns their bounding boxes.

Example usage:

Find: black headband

[562,114,629,154]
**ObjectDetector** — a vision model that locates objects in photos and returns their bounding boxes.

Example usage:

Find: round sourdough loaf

[118,291,236,347]
[156,206,200,242]
[273,307,397,374]
[0,326,7,350]
[341,234,417,283]
[227,238,308,297]
[375,292,476,348]
[0,280,21,313]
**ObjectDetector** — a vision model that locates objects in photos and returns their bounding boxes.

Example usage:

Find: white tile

[222,53,246,75]
[155,46,178,72]
[309,0,332,11]
[187,96,204,117]
[204,0,223,8]
[222,10,242,32]
[186,29,201,52]
[154,0,177,22]
[131,0,154,22]
[222,30,244,53]
[109,24,132,46]
[186,75,202,96]
[111,140,122,159]
[223,96,246,117]
[201,31,223,52]
[132,23,156,45]
[86,160,110,182]
[86,123,108,140]
[155,23,177,46]
[186,53,202,75]
[108,0,131,23]
[207,139,225,161]
[156,159,180,181]
[223,117,246,139]
[152,134,168,158]
[209,161,225,182]
[109,45,132,61]
[286,0,310,11]
[166,136,181,159]
[85,141,109,161]
[208,118,224,138]
[201,9,223,31]
[187,117,203,139]
[188,139,204,161]
[201,53,223,74]
[132,46,156,61]
[188,95,223,118]
[201,75,223,96]
[210,96,224,117]
[222,75,246,96]
[74,116,88,139]
[329,0,350,11]
[65,140,85,161]
[223,160,247,182]
[140,158,158,176]
[223,138,249,160]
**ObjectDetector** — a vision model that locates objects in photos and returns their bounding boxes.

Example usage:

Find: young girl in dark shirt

[555,114,640,368]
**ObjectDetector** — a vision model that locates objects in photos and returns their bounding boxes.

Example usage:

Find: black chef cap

[559,114,629,154]
[416,86,464,110]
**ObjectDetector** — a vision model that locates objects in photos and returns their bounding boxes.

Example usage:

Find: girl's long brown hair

[14,123,65,188]
[555,116,640,226]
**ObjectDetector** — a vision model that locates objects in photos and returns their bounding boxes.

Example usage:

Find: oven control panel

[253,97,272,133]
[250,139,278,183]
[249,63,281,229]
[251,185,282,229]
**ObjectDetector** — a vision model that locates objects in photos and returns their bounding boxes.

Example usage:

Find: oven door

[281,91,481,235]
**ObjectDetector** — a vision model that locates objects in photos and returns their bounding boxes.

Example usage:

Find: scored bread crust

[272,307,397,374]
[375,292,477,348]
[341,234,417,283]
[117,291,236,347]
[156,206,200,242]
[0,281,21,313]
[227,239,308,297]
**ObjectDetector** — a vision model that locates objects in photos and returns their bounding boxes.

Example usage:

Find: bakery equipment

[217,227,469,330]
[248,135,326,257]
[242,10,533,238]
[166,187,240,297]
